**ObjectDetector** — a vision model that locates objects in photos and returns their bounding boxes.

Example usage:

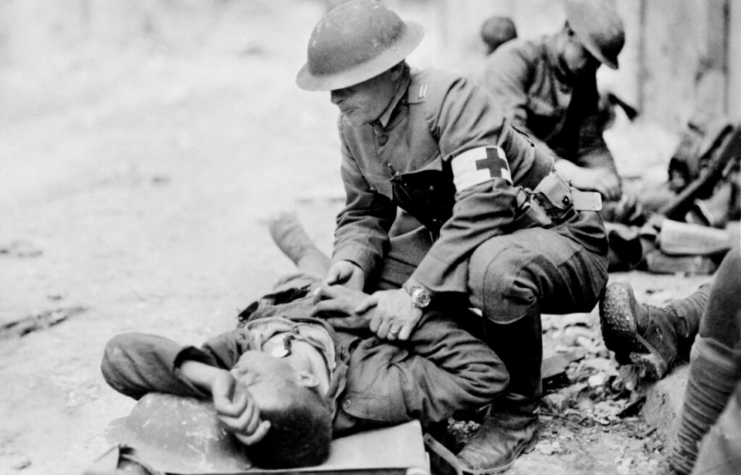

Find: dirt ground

[0,2,714,474]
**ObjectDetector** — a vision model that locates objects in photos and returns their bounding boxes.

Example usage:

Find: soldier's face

[231,350,316,411]
[562,30,600,76]
[330,68,398,126]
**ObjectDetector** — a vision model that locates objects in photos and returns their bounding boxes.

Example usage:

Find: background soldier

[479,0,653,271]
[482,0,624,202]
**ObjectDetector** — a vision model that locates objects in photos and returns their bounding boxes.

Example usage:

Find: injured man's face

[230,348,328,412]
[229,350,334,469]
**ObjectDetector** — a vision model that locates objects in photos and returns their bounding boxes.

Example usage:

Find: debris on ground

[0,306,87,340]
[0,240,43,258]
[447,307,664,469]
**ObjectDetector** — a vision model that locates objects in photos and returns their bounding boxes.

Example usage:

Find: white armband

[451,146,512,192]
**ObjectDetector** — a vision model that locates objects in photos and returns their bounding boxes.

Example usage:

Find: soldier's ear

[295,370,320,388]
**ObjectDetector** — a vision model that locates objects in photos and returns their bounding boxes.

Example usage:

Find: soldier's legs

[599,239,741,381]
[269,212,331,291]
[698,243,741,346]
[457,211,608,474]
[669,246,741,475]
[599,281,709,379]
[268,213,433,293]
[691,381,741,475]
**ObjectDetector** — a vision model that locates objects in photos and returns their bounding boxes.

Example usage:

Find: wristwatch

[408,286,432,309]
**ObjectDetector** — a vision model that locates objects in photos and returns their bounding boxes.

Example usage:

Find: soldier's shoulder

[489,37,541,64]
[409,68,477,104]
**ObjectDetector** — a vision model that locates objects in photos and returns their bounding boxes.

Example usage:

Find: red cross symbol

[475,148,506,178]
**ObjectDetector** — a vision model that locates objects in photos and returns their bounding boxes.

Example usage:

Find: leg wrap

[670,336,741,474]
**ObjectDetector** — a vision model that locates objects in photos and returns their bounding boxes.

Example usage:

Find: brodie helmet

[296,0,424,91]
[563,0,625,69]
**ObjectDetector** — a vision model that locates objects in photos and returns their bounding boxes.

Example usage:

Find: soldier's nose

[331,89,347,105]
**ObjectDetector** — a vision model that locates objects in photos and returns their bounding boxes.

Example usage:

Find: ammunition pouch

[517,172,602,228]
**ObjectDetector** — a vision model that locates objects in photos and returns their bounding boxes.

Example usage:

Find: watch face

[412,287,431,308]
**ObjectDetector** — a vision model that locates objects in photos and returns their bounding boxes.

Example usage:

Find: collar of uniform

[245,316,338,375]
[241,306,350,426]
[543,34,573,86]
[373,63,412,130]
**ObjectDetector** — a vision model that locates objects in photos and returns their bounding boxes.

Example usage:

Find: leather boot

[598,282,705,379]
[457,314,541,474]
[456,399,539,474]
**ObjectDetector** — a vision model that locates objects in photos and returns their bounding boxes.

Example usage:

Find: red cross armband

[451,146,512,192]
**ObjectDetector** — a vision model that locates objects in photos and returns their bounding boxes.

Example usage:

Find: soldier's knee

[471,246,542,324]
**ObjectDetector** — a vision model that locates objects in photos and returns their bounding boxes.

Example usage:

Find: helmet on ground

[563,0,625,69]
[106,393,253,474]
[296,0,424,91]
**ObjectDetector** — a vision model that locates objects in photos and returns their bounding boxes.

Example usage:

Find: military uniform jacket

[101,284,507,435]
[482,35,616,172]
[334,66,554,295]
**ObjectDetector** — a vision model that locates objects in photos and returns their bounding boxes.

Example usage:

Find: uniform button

[562,196,571,205]
[343,399,352,408]
[378,135,388,146]
[429,185,434,191]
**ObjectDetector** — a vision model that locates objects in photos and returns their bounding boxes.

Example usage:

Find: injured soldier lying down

[100,214,508,470]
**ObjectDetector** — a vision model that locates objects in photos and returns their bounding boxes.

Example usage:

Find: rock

[577,396,595,412]
[543,393,567,412]
[542,352,582,382]
[536,441,555,456]
[588,373,608,388]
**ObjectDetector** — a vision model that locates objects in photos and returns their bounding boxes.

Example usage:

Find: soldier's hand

[311,284,375,316]
[311,284,375,330]
[211,371,270,446]
[324,260,365,291]
[358,289,423,341]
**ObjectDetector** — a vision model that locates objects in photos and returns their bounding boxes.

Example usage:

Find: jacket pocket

[340,392,409,423]
[391,156,455,233]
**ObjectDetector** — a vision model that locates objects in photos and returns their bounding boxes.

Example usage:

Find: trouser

[686,244,741,474]
[375,210,609,408]
[692,381,741,475]
[698,243,741,347]
[465,209,608,407]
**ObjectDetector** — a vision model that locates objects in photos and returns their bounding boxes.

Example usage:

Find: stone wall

[434,0,739,131]
[0,0,739,128]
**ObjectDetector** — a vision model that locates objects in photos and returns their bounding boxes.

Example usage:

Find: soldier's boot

[668,335,741,475]
[457,314,541,474]
[598,282,707,379]
[268,212,330,278]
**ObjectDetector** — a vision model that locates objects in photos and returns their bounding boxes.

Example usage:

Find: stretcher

[86,420,430,475]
